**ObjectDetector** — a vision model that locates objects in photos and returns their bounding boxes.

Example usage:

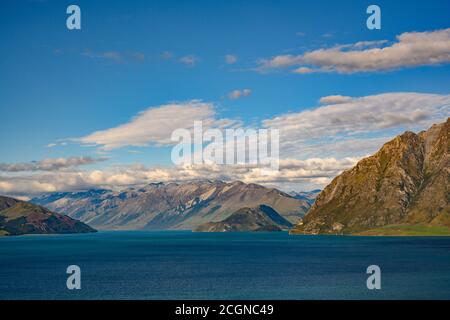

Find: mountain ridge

[0,195,96,236]
[32,180,310,231]
[291,118,450,236]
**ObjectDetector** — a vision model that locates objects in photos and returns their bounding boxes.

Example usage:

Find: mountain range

[16,118,450,236]
[0,196,95,236]
[292,118,450,236]
[32,180,310,231]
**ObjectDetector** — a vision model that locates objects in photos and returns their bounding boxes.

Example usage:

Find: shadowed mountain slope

[195,204,293,232]
[0,196,96,236]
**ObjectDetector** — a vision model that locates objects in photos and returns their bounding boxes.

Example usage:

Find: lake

[1,231,449,299]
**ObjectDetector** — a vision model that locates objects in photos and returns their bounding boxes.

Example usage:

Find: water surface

[1,231,449,299]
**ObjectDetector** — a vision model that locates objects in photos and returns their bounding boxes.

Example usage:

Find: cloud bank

[264,92,450,158]
[228,89,252,100]
[0,157,107,172]
[0,157,358,196]
[179,55,199,67]
[225,54,238,64]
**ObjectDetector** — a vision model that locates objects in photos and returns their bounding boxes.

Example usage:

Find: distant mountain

[289,190,321,205]
[195,205,292,232]
[32,180,310,231]
[0,196,96,236]
[291,118,450,236]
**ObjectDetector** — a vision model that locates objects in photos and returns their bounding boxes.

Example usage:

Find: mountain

[0,196,96,236]
[289,190,321,205]
[291,118,450,236]
[195,204,293,232]
[32,180,309,231]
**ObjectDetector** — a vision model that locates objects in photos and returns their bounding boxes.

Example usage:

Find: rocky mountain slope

[291,118,450,235]
[289,190,321,205]
[32,180,309,231]
[0,196,96,236]
[195,205,293,232]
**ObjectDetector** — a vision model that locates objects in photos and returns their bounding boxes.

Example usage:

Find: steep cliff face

[292,118,449,235]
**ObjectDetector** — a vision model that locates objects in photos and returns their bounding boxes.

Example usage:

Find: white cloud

[82,50,122,61]
[180,55,199,67]
[228,89,252,100]
[294,137,388,159]
[160,51,174,60]
[9,92,447,197]
[265,92,449,137]
[225,54,238,64]
[310,177,332,185]
[0,179,57,195]
[0,157,358,196]
[132,52,145,61]
[263,92,450,158]
[0,157,107,172]
[46,141,68,148]
[321,32,334,38]
[76,101,240,150]
[0,181,13,192]
[293,67,315,74]
[3,89,448,197]
[237,157,358,185]
[258,28,450,73]
[257,54,303,70]
[319,95,353,105]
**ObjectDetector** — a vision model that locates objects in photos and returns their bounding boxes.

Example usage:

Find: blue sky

[0,0,449,196]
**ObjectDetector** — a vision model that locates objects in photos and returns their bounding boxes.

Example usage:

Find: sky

[0,0,449,198]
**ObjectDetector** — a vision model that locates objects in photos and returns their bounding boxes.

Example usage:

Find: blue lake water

[1,231,450,300]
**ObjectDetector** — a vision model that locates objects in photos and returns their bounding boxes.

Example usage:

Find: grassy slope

[354,224,450,236]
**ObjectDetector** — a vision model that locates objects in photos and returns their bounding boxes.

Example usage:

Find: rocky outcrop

[291,118,450,235]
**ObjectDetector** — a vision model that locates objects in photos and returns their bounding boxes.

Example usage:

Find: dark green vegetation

[195,205,293,232]
[0,196,96,236]
[292,118,450,236]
